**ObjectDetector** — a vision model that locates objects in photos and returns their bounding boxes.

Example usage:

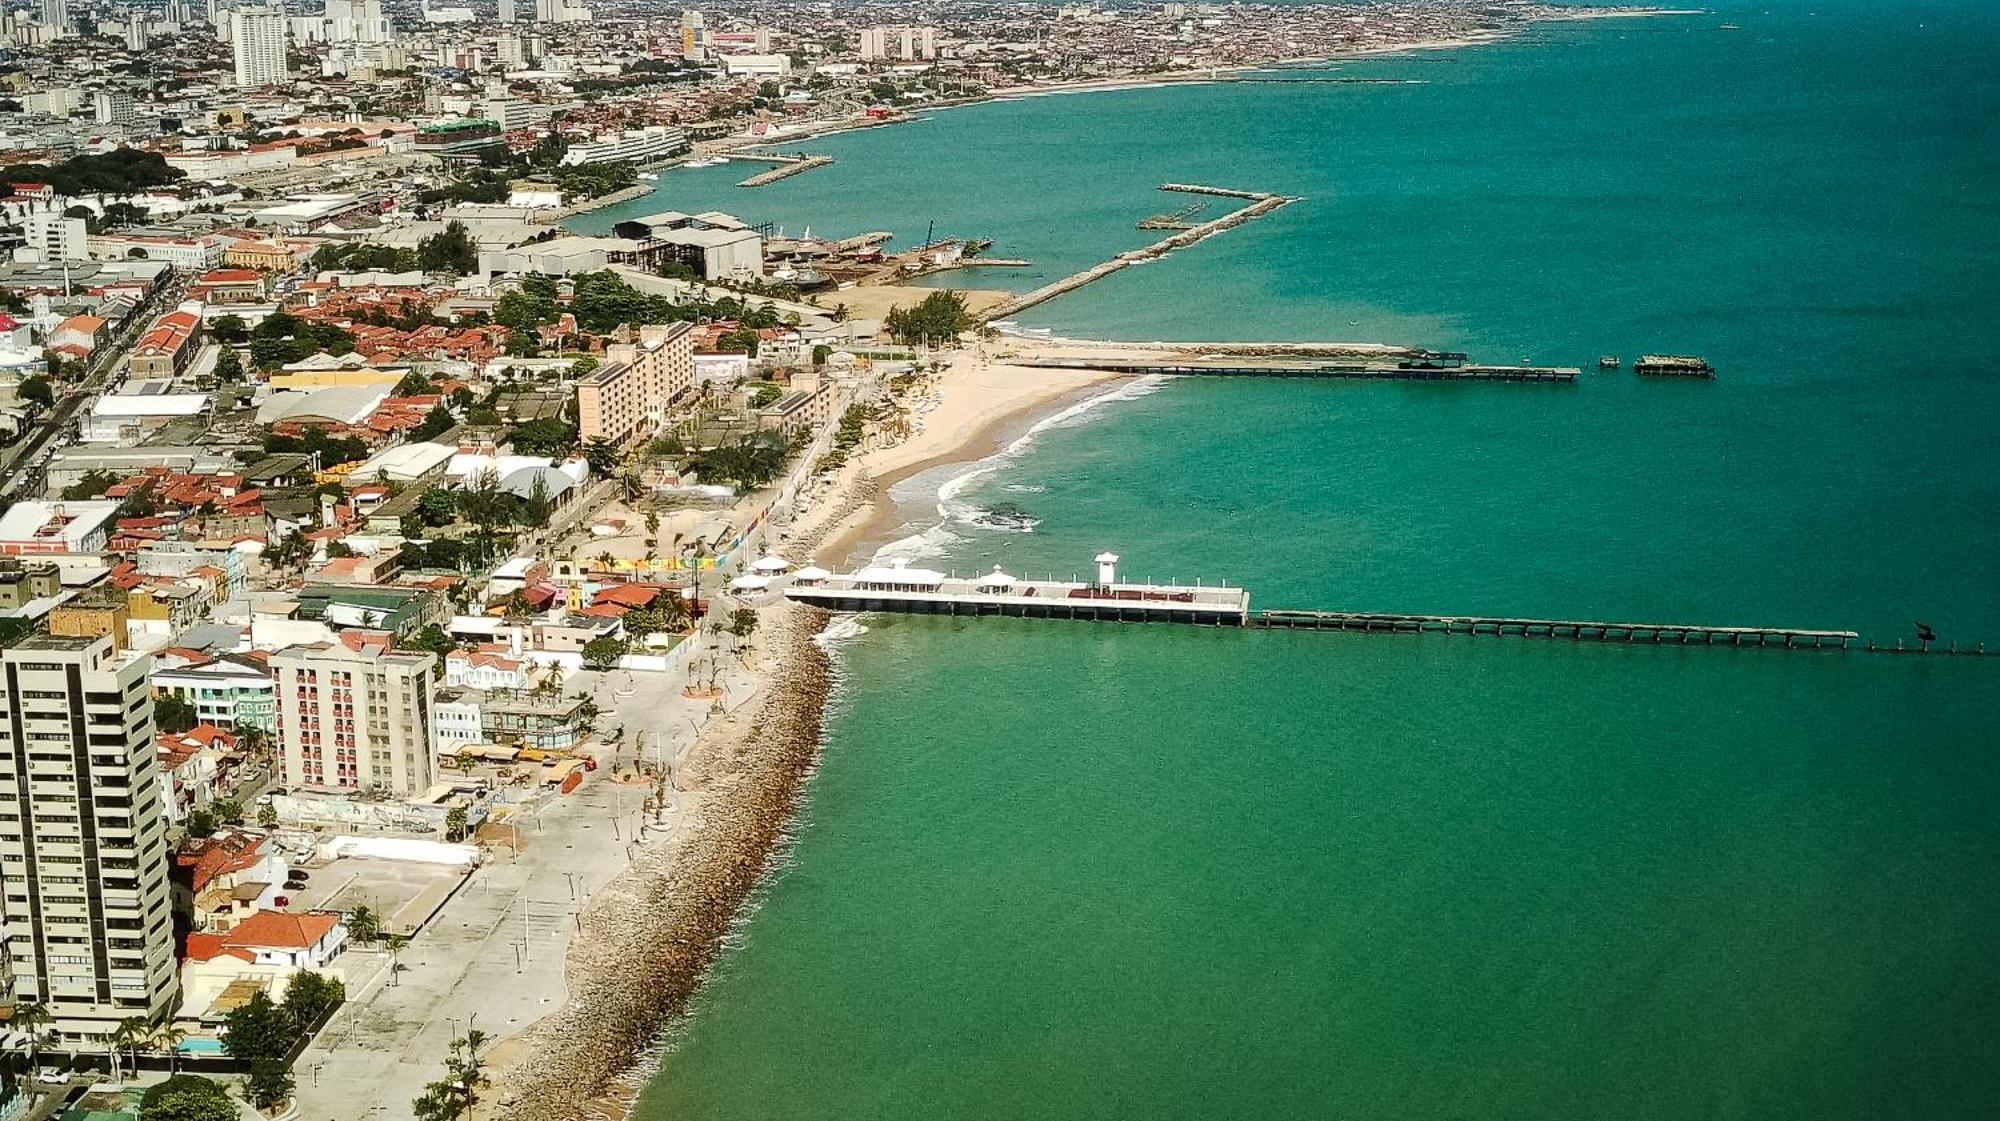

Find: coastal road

[293,656,767,1121]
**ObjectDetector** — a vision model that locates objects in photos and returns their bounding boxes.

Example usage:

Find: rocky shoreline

[481,600,833,1121]
[478,465,883,1121]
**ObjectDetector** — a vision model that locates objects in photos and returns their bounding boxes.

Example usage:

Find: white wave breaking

[868,375,1169,563]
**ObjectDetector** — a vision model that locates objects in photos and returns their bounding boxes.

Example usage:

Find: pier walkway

[1020,358,1579,383]
[778,555,1885,652]
[784,558,1250,625]
[1255,610,1858,648]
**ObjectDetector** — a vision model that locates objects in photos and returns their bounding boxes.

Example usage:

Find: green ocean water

[623,3,2000,1118]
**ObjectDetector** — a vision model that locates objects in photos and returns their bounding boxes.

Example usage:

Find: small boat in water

[1598,355,1621,369]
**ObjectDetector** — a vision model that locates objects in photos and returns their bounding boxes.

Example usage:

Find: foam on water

[870,374,1171,561]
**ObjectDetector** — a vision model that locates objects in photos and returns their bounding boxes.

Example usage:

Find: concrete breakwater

[982,185,1300,321]
[738,154,834,188]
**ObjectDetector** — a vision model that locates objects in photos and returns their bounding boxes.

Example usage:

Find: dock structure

[1019,358,1579,383]
[783,555,1251,626]
[981,184,1299,322]
[738,154,833,188]
[1633,354,1715,378]
[777,552,1887,652]
[1255,609,1858,648]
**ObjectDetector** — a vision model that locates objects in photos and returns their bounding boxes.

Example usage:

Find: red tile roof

[186,931,254,963]
[224,909,341,951]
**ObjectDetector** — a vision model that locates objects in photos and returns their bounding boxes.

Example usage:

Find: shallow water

[628,3,2000,1118]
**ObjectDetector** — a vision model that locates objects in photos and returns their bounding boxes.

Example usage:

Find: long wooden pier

[1019,358,1579,383]
[981,184,1299,322]
[1255,609,1858,648]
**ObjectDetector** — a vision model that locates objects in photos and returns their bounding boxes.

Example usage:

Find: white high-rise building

[860,25,936,62]
[232,4,288,87]
[272,644,438,797]
[94,89,137,125]
[495,31,524,68]
[497,0,515,23]
[0,634,179,1040]
[126,18,149,50]
[324,0,392,43]
[23,206,89,261]
[39,0,69,36]
[679,8,706,58]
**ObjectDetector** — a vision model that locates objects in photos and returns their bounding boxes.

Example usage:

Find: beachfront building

[0,633,179,1039]
[558,126,688,167]
[272,643,437,796]
[582,322,697,448]
[609,211,764,282]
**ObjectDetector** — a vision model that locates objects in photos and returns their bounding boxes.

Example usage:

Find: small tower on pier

[1095,551,1120,587]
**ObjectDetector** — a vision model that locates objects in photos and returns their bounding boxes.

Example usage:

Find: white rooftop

[0,500,120,547]
[92,393,209,418]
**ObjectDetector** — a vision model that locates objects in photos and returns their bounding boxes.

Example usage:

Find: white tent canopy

[751,555,794,573]
[976,566,1017,589]
[728,574,772,592]
[793,565,831,582]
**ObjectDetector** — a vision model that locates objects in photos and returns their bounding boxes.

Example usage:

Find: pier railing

[1254,609,1856,648]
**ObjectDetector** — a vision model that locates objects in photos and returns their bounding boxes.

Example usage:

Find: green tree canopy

[508,417,578,457]
[139,1073,237,1121]
[155,693,197,733]
[220,989,294,1061]
[883,289,975,345]
[210,313,249,344]
[418,220,479,275]
[281,971,345,1032]
[581,636,627,672]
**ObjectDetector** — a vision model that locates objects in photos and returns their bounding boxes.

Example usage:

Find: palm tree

[110,1016,151,1084]
[12,1001,51,1078]
[151,1022,189,1074]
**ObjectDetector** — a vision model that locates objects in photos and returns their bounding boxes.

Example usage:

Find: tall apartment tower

[857,25,887,61]
[497,0,514,23]
[0,634,177,1039]
[272,644,437,796]
[232,4,289,87]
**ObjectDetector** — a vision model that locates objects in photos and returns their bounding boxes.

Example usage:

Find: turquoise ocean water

[603,3,2000,1118]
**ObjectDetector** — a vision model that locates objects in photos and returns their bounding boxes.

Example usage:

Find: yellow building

[586,323,696,448]
[223,239,299,273]
[48,592,130,653]
[267,366,404,391]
